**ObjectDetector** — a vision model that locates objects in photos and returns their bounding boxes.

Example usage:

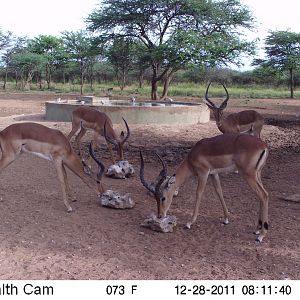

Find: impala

[203,82,264,138]
[67,106,130,164]
[0,122,106,212]
[140,133,269,242]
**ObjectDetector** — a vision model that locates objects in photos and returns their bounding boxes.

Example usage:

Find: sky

[1,0,300,69]
[0,0,99,37]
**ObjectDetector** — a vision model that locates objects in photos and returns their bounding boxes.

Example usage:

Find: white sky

[1,0,300,69]
[0,0,99,37]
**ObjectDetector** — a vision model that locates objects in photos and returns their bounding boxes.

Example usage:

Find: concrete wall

[45,101,210,124]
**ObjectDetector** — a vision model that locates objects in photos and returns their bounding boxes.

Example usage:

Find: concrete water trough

[45,96,210,124]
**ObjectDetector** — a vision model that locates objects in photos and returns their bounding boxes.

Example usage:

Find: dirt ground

[0,91,299,280]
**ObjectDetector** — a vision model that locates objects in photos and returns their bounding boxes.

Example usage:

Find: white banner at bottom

[0,280,299,299]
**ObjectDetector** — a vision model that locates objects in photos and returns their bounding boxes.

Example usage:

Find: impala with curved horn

[203,82,264,138]
[67,106,130,164]
[140,151,168,217]
[0,122,106,212]
[140,133,269,242]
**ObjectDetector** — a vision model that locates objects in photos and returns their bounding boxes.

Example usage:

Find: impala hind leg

[211,174,230,225]
[67,119,80,141]
[244,173,269,242]
[186,172,209,229]
[74,127,87,159]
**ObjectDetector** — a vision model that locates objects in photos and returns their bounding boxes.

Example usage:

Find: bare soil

[0,91,299,280]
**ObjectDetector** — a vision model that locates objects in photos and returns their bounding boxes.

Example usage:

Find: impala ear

[203,99,214,109]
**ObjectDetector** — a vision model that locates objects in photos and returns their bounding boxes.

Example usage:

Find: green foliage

[87,0,257,99]
[255,30,300,98]
[0,29,12,50]
[264,31,300,70]
[11,52,47,73]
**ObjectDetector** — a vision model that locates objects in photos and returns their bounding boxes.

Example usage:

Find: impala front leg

[186,172,209,229]
[54,158,73,212]
[210,173,230,225]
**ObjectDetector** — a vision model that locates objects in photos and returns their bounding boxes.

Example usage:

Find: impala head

[203,81,229,126]
[139,151,177,218]
[104,117,130,161]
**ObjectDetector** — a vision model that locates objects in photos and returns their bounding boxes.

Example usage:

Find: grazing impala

[67,106,130,164]
[140,133,269,242]
[203,82,264,138]
[0,122,106,212]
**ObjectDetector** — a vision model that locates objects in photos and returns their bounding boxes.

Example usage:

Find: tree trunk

[138,69,144,88]
[15,71,18,89]
[160,69,176,100]
[2,67,8,90]
[151,79,159,100]
[120,68,126,91]
[80,59,84,95]
[289,68,294,99]
[90,64,94,91]
[46,64,51,89]
[151,64,159,100]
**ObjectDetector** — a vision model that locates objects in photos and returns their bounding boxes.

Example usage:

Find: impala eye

[161,197,166,202]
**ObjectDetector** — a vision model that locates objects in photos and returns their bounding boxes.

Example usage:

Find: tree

[87,0,256,99]
[0,30,15,89]
[106,37,135,90]
[0,29,12,50]
[257,31,300,98]
[28,35,65,89]
[10,51,47,90]
[1,36,29,89]
[62,30,99,95]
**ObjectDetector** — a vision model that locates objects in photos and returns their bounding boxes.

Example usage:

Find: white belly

[209,164,237,175]
[21,147,53,161]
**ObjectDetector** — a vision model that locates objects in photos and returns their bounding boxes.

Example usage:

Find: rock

[99,190,135,209]
[106,160,135,179]
[141,213,177,233]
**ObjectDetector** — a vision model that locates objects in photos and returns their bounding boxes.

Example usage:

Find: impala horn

[88,142,105,180]
[120,117,130,145]
[204,81,230,109]
[139,150,168,216]
[104,120,118,146]
[104,118,130,146]
[203,81,216,108]
[219,82,230,110]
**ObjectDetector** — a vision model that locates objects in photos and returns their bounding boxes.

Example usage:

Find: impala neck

[216,121,226,134]
[212,109,226,134]
[174,159,193,188]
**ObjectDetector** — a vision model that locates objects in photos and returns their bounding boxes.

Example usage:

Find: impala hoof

[223,218,229,225]
[185,223,191,229]
[255,235,263,243]
[67,207,73,213]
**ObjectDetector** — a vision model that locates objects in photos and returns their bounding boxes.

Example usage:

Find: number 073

[106,285,125,295]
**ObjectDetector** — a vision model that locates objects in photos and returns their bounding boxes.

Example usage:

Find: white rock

[141,213,177,233]
[99,190,134,209]
[106,160,135,179]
